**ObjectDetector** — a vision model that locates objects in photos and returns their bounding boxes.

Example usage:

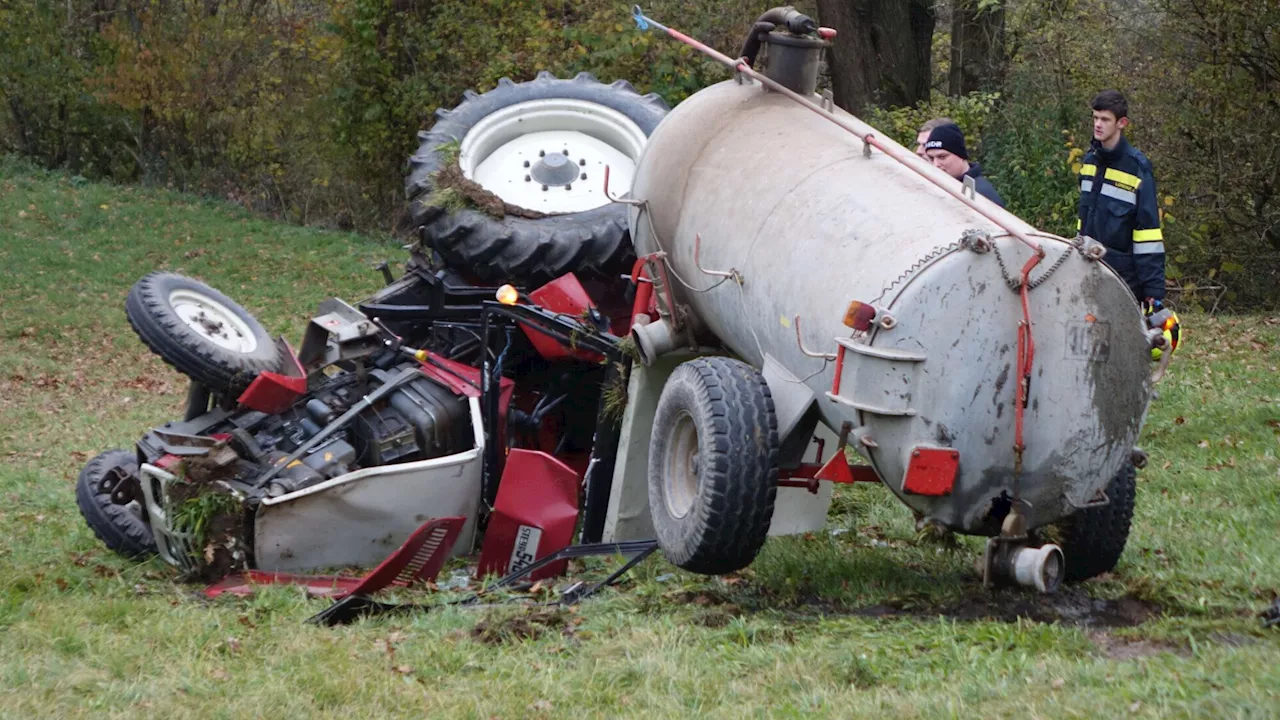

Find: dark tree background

[814,0,935,111]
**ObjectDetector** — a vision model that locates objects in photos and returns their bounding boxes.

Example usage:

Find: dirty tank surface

[628,77,1153,534]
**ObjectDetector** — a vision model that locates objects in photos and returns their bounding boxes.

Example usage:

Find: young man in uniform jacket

[1077,90,1166,305]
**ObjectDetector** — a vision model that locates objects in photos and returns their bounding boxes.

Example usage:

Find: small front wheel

[647,357,779,575]
[125,272,281,394]
[75,449,156,558]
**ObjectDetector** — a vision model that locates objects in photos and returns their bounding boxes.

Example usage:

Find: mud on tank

[622,5,1162,592]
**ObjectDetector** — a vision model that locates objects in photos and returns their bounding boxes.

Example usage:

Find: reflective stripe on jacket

[1076,136,1166,300]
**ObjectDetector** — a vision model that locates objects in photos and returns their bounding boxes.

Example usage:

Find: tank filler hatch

[737,7,834,97]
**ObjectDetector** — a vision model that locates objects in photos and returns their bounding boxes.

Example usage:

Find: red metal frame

[830,343,847,396]
[237,339,308,414]
[628,256,657,330]
[777,438,879,494]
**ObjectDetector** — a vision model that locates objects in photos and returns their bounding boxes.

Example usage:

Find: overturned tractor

[75,6,1169,595]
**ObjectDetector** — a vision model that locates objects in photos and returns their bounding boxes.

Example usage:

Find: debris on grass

[471,606,578,644]
[1089,631,1189,660]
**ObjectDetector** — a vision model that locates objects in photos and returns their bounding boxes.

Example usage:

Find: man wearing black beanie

[923,123,1005,208]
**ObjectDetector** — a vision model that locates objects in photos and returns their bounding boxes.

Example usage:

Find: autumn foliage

[2,0,1277,305]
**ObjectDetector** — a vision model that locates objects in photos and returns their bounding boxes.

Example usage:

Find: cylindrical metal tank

[628,78,1154,534]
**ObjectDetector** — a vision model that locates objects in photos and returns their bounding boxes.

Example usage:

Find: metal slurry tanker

[623,6,1163,591]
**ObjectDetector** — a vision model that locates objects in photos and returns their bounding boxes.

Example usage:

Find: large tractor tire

[405,72,669,287]
[647,357,779,575]
[76,449,156,558]
[1048,463,1138,582]
[125,272,280,395]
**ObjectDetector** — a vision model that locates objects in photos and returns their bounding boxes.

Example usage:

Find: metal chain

[993,240,1074,291]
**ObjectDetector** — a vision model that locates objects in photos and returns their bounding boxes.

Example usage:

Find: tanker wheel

[405,71,669,287]
[75,449,157,559]
[125,272,281,395]
[647,357,779,575]
[1044,462,1138,582]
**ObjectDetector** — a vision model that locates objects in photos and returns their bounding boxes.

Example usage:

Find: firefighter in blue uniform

[1077,90,1179,358]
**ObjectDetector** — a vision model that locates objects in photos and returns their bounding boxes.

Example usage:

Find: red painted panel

[522,273,606,362]
[477,449,581,581]
[902,447,960,496]
[237,339,308,414]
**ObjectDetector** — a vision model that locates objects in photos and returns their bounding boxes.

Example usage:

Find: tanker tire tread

[75,449,157,558]
[648,357,778,575]
[1052,463,1137,582]
[405,73,669,286]
[125,272,281,395]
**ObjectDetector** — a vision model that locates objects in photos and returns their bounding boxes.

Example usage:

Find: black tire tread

[1052,463,1138,582]
[649,357,779,575]
[75,449,157,558]
[405,71,669,286]
[125,271,280,394]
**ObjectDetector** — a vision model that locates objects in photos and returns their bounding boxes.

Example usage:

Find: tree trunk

[815,0,935,112]
[947,0,1006,95]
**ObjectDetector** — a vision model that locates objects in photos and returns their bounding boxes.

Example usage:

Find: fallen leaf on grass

[211,668,228,681]
[1051,678,1065,689]
[1174,416,1186,425]
[394,665,413,675]
[1129,701,1142,713]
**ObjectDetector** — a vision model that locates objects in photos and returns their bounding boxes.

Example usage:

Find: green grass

[1,159,1278,717]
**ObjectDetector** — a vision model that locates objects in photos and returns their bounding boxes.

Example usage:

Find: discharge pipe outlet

[631,318,679,366]
[1010,544,1064,593]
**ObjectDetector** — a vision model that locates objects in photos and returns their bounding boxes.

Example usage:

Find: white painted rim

[458,98,647,214]
[662,411,701,520]
[168,288,259,354]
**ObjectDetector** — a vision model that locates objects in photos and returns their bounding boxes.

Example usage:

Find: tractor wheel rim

[168,289,259,354]
[459,98,647,214]
[663,411,701,519]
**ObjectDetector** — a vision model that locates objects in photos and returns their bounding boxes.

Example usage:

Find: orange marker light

[843,300,878,331]
[496,284,519,305]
